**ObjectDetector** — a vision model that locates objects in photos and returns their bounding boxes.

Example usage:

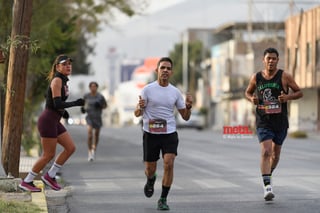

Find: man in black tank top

[245,48,303,201]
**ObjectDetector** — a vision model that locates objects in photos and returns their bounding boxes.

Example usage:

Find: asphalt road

[60,125,320,213]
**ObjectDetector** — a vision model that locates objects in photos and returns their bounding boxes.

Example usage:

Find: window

[306,42,311,66]
[287,48,290,69]
[296,48,300,68]
[316,39,320,66]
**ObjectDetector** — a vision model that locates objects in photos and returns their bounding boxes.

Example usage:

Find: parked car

[176,109,205,130]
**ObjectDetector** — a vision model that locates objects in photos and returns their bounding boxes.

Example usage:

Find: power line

[252,0,319,15]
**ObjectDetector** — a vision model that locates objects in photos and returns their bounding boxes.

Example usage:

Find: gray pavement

[57,125,320,213]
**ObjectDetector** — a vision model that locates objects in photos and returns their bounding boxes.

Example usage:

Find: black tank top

[45,72,69,114]
[255,69,288,130]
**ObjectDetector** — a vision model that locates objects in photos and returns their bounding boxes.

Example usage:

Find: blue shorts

[256,128,287,145]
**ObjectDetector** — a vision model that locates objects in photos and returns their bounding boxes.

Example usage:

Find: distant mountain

[89,0,319,79]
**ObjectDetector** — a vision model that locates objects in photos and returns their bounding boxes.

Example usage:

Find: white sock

[24,171,38,183]
[48,162,62,178]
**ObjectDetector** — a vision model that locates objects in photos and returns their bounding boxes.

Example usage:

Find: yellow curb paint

[32,180,48,212]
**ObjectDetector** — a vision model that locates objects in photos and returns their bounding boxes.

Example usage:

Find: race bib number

[149,119,167,133]
[263,101,282,114]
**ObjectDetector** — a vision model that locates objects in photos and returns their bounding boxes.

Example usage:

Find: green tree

[169,40,210,96]
[0,0,149,173]
[0,0,14,142]
[65,0,148,75]
[21,0,149,155]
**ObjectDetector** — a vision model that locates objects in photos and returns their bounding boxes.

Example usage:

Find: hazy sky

[88,0,319,79]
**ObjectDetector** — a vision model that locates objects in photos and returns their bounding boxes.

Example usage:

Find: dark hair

[263,47,279,57]
[156,57,173,69]
[89,81,99,88]
[47,54,68,81]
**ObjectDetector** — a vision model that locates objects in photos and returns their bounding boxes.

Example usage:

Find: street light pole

[182,31,189,93]
[157,26,189,93]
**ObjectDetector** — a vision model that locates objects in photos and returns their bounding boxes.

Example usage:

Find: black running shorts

[38,109,66,138]
[143,131,179,162]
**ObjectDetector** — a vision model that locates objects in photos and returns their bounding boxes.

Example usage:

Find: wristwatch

[186,104,192,110]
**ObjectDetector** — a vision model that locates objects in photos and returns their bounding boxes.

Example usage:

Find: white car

[176,109,205,130]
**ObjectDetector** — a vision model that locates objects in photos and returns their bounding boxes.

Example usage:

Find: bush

[21,134,39,157]
[199,107,208,115]
[289,130,308,138]
[0,199,43,213]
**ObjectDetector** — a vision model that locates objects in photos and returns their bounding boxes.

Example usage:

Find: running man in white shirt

[134,57,193,210]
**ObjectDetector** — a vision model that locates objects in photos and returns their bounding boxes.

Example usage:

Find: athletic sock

[147,174,156,185]
[271,167,275,175]
[262,174,271,186]
[160,186,170,199]
[24,171,38,183]
[48,162,62,178]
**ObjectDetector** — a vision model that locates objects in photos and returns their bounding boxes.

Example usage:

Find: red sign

[223,125,253,135]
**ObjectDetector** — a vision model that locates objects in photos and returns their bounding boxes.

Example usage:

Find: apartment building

[285,5,320,131]
[209,22,285,130]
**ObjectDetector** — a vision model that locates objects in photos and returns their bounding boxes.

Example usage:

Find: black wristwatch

[186,104,192,110]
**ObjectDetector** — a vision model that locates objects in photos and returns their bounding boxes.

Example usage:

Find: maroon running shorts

[37,109,66,138]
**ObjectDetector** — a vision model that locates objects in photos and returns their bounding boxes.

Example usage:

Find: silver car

[176,109,206,130]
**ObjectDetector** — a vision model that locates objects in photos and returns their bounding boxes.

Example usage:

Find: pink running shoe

[41,173,61,191]
[19,181,42,192]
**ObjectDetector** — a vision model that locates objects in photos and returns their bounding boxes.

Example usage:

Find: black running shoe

[144,174,156,198]
[157,198,170,211]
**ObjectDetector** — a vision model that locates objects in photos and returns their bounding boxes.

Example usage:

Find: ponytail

[47,63,56,81]
[47,54,65,81]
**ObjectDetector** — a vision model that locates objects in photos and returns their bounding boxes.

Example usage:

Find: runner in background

[81,81,107,161]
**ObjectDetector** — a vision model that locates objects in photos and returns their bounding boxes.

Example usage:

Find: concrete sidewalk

[32,181,48,212]
[19,156,48,213]
[20,155,70,213]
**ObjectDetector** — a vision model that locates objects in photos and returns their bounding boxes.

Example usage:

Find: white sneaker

[88,151,93,162]
[91,150,95,161]
[264,185,275,201]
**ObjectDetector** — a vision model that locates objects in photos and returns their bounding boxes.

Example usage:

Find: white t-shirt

[141,81,185,134]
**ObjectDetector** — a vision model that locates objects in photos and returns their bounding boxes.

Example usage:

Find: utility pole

[0,102,6,179]
[253,0,318,16]
[1,0,33,177]
[107,47,118,96]
[0,0,14,178]
[247,0,253,53]
[182,31,189,93]
[291,9,304,79]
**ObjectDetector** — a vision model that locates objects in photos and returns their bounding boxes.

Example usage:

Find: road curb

[45,185,71,213]
[32,180,48,212]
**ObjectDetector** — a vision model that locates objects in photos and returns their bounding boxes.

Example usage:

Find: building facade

[209,22,286,131]
[285,5,320,131]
